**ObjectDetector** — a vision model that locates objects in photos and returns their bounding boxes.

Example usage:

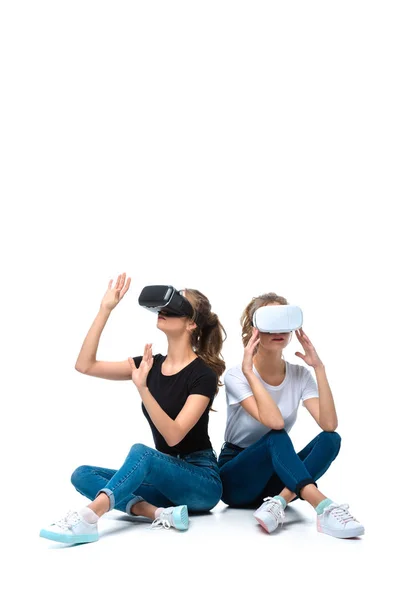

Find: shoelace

[150,518,171,530]
[324,503,357,524]
[150,508,173,530]
[54,510,81,531]
[261,497,285,525]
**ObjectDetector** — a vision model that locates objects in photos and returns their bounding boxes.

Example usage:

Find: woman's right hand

[100,272,131,311]
[242,327,260,375]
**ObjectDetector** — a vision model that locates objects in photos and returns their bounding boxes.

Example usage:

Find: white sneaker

[40,510,99,544]
[253,497,285,533]
[317,503,365,538]
[150,505,189,531]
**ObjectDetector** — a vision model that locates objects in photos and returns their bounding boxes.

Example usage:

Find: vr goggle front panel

[252,305,303,333]
[138,285,194,319]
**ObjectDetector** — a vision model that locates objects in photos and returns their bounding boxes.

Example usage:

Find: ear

[186,319,197,333]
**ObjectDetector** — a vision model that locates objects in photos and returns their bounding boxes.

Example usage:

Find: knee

[266,428,289,444]
[71,465,90,489]
[319,431,341,456]
[128,442,152,457]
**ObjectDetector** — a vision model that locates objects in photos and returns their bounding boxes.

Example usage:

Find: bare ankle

[300,484,326,508]
[280,489,296,503]
[131,501,145,516]
[88,492,110,517]
[131,500,158,520]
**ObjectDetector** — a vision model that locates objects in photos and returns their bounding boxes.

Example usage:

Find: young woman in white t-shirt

[218,292,364,539]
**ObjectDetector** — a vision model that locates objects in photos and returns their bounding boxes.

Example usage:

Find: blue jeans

[218,430,341,507]
[71,443,222,514]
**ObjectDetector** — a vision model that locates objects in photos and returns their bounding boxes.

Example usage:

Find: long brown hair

[184,288,226,399]
[241,292,289,353]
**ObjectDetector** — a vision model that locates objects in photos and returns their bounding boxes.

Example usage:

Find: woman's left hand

[295,329,324,368]
[128,343,154,390]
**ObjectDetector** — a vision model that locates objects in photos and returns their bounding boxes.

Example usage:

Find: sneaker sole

[172,505,189,531]
[40,529,99,544]
[317,524,365,538]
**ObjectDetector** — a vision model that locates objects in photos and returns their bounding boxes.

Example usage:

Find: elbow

[264,418,285,430]
[321,420,338,432]
[75,362,89,374]
[167,437,183,448]
[166,432,184,448]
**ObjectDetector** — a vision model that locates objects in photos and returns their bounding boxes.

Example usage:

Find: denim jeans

[217,430,341,507]
[71,443,222,514]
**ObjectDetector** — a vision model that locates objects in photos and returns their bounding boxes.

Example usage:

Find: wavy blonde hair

[184,289,226,402]
[241,292,289,353]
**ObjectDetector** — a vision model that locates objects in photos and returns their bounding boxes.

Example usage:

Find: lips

[272,337,284,341]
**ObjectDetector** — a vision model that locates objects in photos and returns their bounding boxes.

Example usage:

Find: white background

[1,1,399,598]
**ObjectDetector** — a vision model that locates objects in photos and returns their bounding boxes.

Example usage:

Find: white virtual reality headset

[252,305,303,333]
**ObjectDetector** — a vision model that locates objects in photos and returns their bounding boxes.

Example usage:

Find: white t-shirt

[223,361,319,448]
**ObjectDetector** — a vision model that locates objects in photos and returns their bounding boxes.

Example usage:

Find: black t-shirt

[132,353,218,456]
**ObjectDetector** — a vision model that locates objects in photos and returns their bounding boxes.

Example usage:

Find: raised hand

[242,327,260,375]
[128,343,154,390]
[295,328,323,368]
[100,272,131,311]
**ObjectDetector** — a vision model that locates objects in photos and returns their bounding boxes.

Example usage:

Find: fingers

[108,279,113,289]
[117,272,126,291]
[246,329,260,353]
[113,272,128,291]
[299,327,311,342]
[144,343,153,362]
[120,277,131,299]
[128,357,136,370]
[249,328,259,343]
[296,329,311,346]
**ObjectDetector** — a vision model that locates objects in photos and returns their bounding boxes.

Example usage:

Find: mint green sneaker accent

[150,505,189,531]
[315,498,333,515]
[273,495,287,509]
[40,510,99,544]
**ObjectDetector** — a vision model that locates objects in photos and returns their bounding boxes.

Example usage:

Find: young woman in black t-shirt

[40,273,225,544]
